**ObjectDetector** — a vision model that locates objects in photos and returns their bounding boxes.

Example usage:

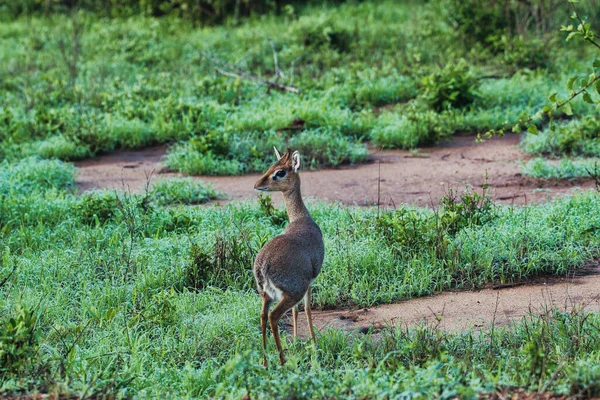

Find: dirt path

[74,134,596,206]
[293,262,600,336]
[74,136,600,333]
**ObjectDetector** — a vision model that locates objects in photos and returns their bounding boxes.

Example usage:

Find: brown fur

[253,149,325,366]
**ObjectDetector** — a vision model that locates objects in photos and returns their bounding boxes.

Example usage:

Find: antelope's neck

[282,185,311,223]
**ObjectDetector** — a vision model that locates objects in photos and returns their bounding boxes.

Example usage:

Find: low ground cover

[1,158,600,397]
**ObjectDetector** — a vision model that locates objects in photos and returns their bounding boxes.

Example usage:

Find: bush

[522,115,600,157]
[376,185,496,255]
[75,191,120,225]
[420,61,479,112]
[289,15,353,52]
[1,0,280,23]
[370,105,452,149]
[522,157,600,180]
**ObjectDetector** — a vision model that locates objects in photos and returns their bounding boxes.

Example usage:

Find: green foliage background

[2,0,600,397]
[1,0,599,175]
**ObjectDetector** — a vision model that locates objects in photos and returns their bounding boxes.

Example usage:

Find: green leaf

[562,102,573,116]
[596,80,600,95]
[527,124,539,135]
[594,59,600,68]
[548,92,557,103]
[567,76,577,90]
[566,31,579,41]
[583,92,593,104]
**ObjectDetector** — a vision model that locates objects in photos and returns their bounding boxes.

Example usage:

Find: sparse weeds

[150,177,222,205]
[522,157,600,180]
[0,305,40,376]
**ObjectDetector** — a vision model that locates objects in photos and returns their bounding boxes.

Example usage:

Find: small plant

[420,61,480,111]
[76,191,119,225]
[0,305,40,376]
[439,181,497,235]
[586,160,600,192]
[0,157,75,196]
[185,233,255,291]
[257,194,287,227]
[150,177,222,205]
[290,16,353,52]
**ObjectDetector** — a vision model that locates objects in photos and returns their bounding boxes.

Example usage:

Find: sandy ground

[74,134,596,207]
[73,135,600,334]
[294,262,600,337]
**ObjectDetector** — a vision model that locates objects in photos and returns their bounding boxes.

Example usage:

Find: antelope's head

[254,147,301,193]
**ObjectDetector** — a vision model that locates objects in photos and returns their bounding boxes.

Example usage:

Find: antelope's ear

[273,146,282,160]
[291,151,301,173]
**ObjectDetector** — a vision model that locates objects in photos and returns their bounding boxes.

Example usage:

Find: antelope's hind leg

[260,292,272,367]
[292,305,299,339]
[269,295,298,366]
[304,287,317,342]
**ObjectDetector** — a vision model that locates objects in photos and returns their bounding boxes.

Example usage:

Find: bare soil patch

[74,134,596,206]
[74,136,600,334]
[292,262,600,337]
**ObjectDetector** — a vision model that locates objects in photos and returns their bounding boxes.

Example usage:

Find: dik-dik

[253,147,324,366]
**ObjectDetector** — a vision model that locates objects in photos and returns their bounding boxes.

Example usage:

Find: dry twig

[202,51,301,94]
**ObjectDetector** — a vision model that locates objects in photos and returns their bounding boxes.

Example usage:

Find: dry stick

[203,52,301,94]
[538,361,566,396]
[490,291,500,349]
[0,264,16,288]
[267,37,284,84]
[289,57,301,87]
[377,160,381,218]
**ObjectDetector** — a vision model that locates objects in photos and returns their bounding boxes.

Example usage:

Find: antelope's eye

[274,170,287,179]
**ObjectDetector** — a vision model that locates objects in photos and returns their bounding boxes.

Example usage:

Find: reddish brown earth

[75,134,596,206]
[73,135,600,335]
[296,262,600,337]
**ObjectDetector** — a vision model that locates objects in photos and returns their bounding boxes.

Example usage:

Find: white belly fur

[264,278,283,301]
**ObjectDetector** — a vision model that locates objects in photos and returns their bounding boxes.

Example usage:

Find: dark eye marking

[274,170,287,179]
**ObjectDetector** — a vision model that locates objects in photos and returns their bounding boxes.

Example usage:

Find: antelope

[253,147,325,366]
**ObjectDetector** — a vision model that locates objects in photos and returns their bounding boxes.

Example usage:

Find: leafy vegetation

[2,0,599,175]
[150,177,223,205]
[1,158,600,396]
[523,156,600,180]
[3,0,600,397]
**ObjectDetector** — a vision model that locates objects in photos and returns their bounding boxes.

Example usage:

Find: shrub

[420,61,479,111]
[290,15,353,52]
[288,129,368,169]
[522,157,600,180]
[522,115,600,157]
[185,233,255,291]
[370,105,452,149]
[257,194,287,227]
[75,191,120,225]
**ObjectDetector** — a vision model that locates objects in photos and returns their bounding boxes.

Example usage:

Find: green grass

[150,177,223,205]
[3,1,600,396]
[1,1,598,175]
[522,156,600,180]
[1,158,600,397]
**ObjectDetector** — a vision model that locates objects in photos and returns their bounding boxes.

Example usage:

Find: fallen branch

[202,51,301,94]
